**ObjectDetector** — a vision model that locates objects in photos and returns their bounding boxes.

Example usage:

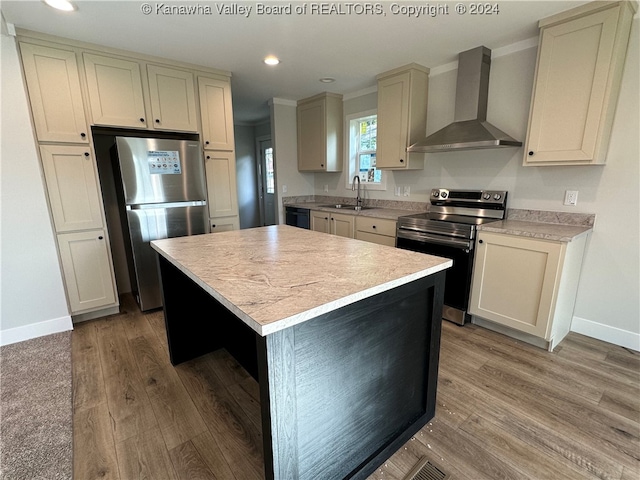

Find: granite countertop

[151,225,451,336]
[286,201,415,221]
[477,209,596,242]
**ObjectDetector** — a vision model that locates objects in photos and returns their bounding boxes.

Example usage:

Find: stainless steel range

[396,188,508,325]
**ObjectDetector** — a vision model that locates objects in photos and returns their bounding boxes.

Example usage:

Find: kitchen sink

[319,204,376,211]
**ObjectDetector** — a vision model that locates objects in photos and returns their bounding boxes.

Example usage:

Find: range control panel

[430,188,508,206]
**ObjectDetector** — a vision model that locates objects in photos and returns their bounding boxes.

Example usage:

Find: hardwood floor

[72,295,639,479]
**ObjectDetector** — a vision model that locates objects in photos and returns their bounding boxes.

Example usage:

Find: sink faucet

[352,175,362,210]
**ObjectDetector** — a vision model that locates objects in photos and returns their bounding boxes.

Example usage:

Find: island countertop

[151,225,452,336]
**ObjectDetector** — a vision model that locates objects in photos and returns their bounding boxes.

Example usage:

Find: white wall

[309,21,640,349]
[0,31,72,345]
[270,98,314,224]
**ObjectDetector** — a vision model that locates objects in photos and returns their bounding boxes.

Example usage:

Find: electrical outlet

[282,184,287,194]
[394,186,401,197]
[323,184,329,193]
[403,186,411,197]
[564,190,578,206]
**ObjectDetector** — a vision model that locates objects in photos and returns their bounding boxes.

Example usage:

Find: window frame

[344,109,386,191]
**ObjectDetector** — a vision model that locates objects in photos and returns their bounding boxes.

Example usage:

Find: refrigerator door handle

[126,200,207,210]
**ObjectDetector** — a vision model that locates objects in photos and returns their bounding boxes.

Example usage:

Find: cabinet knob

[528,151,534,156]
[84,152,90,157]
[320,164,324,168]
[478,239,484,244]
[372,225,377,229]
[211,224,216,228]
[205,141,210,145]
[155,119,160,124]
[80,132,86,138]
[206,155,211,159]
[399,159,404,163]
[98,236,104,240]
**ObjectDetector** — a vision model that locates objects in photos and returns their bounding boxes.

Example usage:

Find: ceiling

[1,1,590,124]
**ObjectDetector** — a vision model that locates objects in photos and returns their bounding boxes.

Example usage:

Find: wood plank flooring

[72,295,640,479]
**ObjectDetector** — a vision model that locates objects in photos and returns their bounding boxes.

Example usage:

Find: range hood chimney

[407,46,522,153]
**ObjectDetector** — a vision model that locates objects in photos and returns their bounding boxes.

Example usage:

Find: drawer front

[355,231,396,247]
[356,216,396,237]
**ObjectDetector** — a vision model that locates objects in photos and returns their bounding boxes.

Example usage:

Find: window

[265,147,274,194]
[346,111,385,190]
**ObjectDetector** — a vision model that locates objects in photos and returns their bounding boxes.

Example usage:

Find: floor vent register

[403,456,450,480]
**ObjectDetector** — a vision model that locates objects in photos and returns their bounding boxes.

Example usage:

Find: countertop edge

[477,220,593,242]
[151,239,452,337]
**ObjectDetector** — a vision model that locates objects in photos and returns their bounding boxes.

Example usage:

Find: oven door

[396,230,474,325]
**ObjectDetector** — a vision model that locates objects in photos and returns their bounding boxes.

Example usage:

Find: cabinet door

[57,230,117,313]
[147,65,198,132]
[376,71,410,169]
[198,76,234,150]
[19,43,89,144]
[83,53,147,128]
[204,152,239,218]
[331,213,354,238]
[210,216,239,233]
[297,99,325,171]
[40,145,104,232]
[469,232,564,338]
[311,211,330,234]
[524,6,623,165]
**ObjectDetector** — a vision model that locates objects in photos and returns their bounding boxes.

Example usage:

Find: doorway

[256,136,276,226]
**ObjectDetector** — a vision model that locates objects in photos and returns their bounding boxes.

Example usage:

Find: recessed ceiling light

[264,56,280,66]
[319,77,336,83]
[43,0,76,11]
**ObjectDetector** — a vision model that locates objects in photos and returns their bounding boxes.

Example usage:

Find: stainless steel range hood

[407,46,522,153]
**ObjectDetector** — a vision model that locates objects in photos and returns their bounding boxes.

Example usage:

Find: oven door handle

[397,230,472,250]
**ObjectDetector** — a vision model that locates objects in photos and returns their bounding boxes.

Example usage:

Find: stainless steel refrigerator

[112,136,208,311]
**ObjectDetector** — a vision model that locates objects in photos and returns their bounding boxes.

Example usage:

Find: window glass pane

[350,114,381,185]
[265,147,274,194]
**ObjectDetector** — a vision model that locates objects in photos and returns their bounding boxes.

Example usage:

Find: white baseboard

[0,315,73,347]
[571,316,640,352]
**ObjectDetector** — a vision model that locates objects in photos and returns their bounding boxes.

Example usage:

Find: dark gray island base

[152,226,450,480]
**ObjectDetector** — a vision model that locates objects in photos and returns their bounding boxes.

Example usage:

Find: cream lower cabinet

[57,230,117,313]
[311,211,354,238]
[469,231,588,349]
[355,217,396,247]
[204,152,239,232]
[523,1,635,166]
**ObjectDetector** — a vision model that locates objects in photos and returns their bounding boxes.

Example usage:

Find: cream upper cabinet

[40,145,104,232]
[355,217,396,247]
[376,64,429,170]
[57,230,117,313]
[469,231,588,349]
[83,53,147,128]
[19,43,89,144]
[204,151,239,220]
[198,76,235,151]
[147,64,198,132]
[297,93,343,172]
[523,1,635,166]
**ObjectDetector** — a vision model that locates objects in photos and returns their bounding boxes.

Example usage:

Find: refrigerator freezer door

[126,204,208,310]
[115,136,206,205]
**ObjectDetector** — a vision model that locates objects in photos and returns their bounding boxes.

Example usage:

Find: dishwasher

[285,206,310,229]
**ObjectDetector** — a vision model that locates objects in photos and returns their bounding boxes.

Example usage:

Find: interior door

[257,136,276,225]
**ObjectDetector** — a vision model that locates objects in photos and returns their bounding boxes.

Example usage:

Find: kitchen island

[151,225,451,480]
